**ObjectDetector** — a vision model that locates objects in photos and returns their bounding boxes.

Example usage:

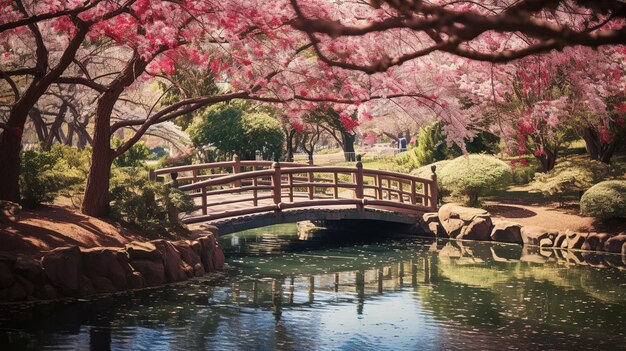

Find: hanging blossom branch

[289,0,626,73]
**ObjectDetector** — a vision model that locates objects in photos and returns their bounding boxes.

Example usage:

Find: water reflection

[0,225,625,350]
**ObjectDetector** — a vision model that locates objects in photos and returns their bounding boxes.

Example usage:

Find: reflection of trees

[417,241,626,336]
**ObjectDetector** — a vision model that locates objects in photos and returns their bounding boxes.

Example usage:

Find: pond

[1,224,625,350]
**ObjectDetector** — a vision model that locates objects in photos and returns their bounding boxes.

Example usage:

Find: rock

[581,233,609,252]
[0,261,14,289]
[419,213,444,237]
[0,200,21,223]
[539,238,553,248]
[92,277,117,293]
[520,247,547,264]
[193,263,205,277]
[554,232,567,248]
[150,240,188,283]
[490,221,522,244]
[438,204,493,239]
[82,247,130,290]
[173,241,203,277]
[126,271,144,289]
[15,276,34,297]
[520,226,557,247]
[34,284,58,300]
[8,282,27,301]
[566,231,588,250]
[458,217,492,241]
[130,259,166,286]
[125,241,162,260]
[198,234,225,272]
[14,256,44,284]
[79,275,96,296]
[603,233,626,253]
[42,246,82,296]
[200,224,220,236]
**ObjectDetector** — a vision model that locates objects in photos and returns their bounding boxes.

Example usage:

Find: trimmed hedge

[580,180,626,219]
[439,154,512,206]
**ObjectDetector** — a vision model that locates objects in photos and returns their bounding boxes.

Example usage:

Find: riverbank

[0,205,224,302]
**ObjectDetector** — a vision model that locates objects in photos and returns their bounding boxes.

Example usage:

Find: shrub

[112,139,151,168]
[411,160,452,197]
[580,180,626,219]
[20,145,90,207]
[531,158,622,200]
[438,154,512,206]
[394,121,448,171]
[109,166,195,235]
[509,159,539,185]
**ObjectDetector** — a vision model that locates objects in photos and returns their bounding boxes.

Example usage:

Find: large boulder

[198,234,225,272]
[520,226,557,247]
[581,233,609,252]
[0,200,21,224]
[0,260,14,289]
[14,256,44,285]
[418,213,445,237]
[173,240,204,277]
[125,241,162,260]
[150,240,188,283]
[130,259,166,286]
[490,221,523,244]
[42,246,83,296]
[82,247,131,290]
[437,203,493,240]
[604,233,626,253]
[566,231,588,250]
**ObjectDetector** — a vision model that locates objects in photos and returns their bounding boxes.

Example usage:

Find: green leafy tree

[112,139,151,168]
[190,105,284,160]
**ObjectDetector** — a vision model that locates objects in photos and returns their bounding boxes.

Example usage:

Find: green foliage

[109,166,195,234]
[439,154,512,206]
[393,121,448,171]
[150,146,168,160]
[451,131,501,155]
[510,162,540,185]
[190,105,284,160]
[411,160,452,197]
[19,145,90,207]
[531,158,622,197]
[112,139,151,168]
[580,180,626,219]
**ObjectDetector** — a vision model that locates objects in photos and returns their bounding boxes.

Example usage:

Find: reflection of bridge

[152,156,438,234]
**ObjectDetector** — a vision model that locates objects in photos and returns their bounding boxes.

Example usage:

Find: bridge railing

[162,155,438,223]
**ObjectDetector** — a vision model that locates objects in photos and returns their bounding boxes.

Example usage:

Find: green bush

[20,145,90,207]
[531,158,622,199]
[112,139,151,168]
[439,154,512,206]
[411,160,452,197]
[394,121,448,171]
[109,166,195,235]
[580,180,626,219]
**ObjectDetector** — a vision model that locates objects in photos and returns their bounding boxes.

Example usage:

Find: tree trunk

[582,127,619,164]
[43,103,67,150]
[285,129,296,162]
[81,51,148,217]
[28,108,48,143]
[535,149,557,172]
[343,132,356,161]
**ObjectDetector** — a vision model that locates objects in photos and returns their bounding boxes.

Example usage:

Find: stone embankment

[0,227,224,302]
[420,203,626,258]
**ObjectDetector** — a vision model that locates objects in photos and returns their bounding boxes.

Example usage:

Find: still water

[1,224,625,350]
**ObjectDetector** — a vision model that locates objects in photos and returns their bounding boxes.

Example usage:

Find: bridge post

[232,153,241,188]
[272,161,282,210]
[430,165,438,210]
[355,155,364,212]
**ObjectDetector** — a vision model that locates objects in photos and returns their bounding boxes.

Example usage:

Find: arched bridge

[151,156,438,235]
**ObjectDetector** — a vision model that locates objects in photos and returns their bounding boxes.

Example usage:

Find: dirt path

[484,201,626,235]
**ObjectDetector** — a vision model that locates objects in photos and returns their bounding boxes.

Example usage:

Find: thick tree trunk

[28,108,48,143]
[285,129,296,162]
[81,95,115,217]
[343,132,356,161]
[81,51,148,217]
[535,149,557,172]
[582,127,619,164]
[43,103,67,150]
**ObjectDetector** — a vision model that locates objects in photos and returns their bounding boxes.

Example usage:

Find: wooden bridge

[151,155,438,234]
